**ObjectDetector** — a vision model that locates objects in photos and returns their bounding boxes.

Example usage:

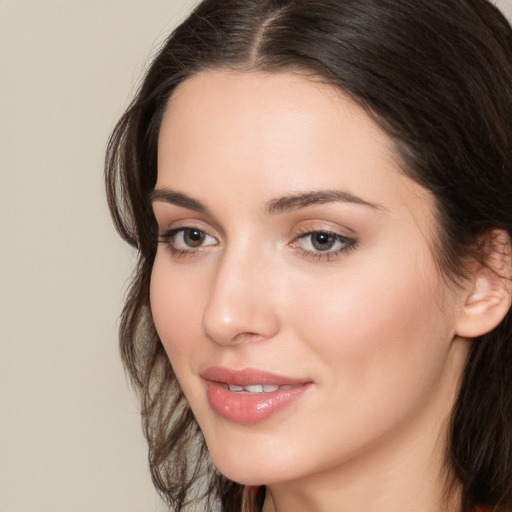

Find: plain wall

[1,2,195,511]
[1,1,512,511]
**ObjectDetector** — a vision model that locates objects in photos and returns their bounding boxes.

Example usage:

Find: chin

[205,435,293,486]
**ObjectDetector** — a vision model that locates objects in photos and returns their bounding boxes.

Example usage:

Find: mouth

[201,366,308,387]
[221,383,302,394]
[201,367,312,424]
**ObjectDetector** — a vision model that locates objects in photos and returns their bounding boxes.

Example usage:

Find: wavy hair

[105,1,512,510]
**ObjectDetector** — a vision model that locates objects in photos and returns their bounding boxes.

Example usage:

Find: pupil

[312,233,333,251]
[185,229,205,247]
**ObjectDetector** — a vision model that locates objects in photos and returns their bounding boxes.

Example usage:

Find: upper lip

[201,366,308,387]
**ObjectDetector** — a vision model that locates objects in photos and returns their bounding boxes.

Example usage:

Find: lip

[201,367,312,424]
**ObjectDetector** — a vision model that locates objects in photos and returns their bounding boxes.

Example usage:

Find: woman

[105,1,512,511]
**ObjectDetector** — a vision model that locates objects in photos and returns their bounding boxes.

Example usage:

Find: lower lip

[206,381,311,424]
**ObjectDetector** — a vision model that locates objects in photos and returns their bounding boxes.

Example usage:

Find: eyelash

[155,227,218,258]
[155,226,357,261]
[291,229,357,262]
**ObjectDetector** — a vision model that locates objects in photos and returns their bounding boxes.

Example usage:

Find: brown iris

[183,228,206,247]
[311,232,336,251]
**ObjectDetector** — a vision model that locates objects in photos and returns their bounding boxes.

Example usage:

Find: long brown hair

[105,1,512,510]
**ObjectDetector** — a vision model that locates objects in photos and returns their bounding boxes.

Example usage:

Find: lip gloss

[202,367,312,424]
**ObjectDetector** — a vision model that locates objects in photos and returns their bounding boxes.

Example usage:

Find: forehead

[157,69,433,222]
[159,70,388,161]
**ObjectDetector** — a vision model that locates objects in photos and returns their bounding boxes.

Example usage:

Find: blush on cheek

[291,255,444,377]
[150,258,208,357]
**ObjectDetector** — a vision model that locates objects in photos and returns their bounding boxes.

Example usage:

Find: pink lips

[201,367,311,424]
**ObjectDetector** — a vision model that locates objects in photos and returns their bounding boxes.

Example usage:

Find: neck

[262,338,469,512]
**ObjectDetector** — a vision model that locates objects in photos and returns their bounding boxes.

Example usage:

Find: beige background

[1,1,512,511]
[1,2,195,511]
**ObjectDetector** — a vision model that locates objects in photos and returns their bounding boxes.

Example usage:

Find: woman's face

[150,70,470,489]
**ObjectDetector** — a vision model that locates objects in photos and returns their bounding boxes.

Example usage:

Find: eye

[176,228,212,248]
[304,232,340,252]
[291,230,356,261]
[157,227,217,255]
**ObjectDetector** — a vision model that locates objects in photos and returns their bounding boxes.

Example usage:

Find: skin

[150,70,474,512]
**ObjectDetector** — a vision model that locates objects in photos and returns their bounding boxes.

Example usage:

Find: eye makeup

[156,226,218,258]
[155,223,357,263]
[290,228,357,262]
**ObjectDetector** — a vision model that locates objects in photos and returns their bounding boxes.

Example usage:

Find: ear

[456,229,512,339]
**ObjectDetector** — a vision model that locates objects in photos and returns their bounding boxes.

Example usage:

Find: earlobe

[456,230,512,339]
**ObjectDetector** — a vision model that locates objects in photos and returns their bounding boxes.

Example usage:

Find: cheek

[273,260,456,464]
[149,256,206,361]
[285,247,453,394]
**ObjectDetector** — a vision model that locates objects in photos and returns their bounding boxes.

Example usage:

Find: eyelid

[156,224,219,257]
[154,216,217,239]
[291,229,355,248]
[152,204,224,238]
[157,226,217,243]
[292,221,356,241]
[290,225,358,262]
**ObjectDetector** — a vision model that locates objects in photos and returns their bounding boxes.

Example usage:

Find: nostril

[231,332,266,344]
[202,305,280,346]
[201,265,281,345]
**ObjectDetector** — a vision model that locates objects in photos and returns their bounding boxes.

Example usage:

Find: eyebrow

[150,187,380,215]
[265,190,381,214]
[149,189,210,214]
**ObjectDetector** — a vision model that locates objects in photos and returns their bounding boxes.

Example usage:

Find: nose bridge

[201,241,280,345]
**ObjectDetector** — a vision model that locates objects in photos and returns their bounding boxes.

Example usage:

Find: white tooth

[228,385,244,392]
[262,385,279,392]
[244,384,263,393]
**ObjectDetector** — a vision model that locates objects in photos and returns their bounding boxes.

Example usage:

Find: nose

[201,250,281,346]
